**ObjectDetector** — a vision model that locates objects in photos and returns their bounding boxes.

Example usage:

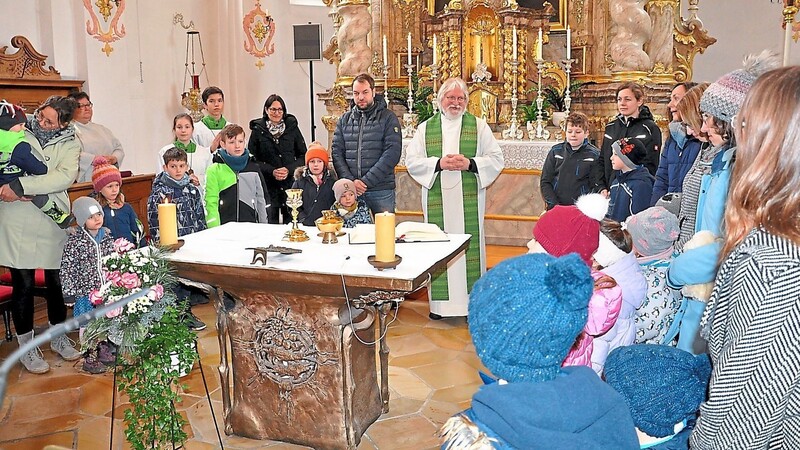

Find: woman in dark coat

[248,94,307,224]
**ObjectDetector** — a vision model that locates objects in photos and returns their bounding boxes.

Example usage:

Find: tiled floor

[0,289,496,450]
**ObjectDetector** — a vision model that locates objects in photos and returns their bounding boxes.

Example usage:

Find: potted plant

[82,239,197,449]
[541,80,595,127]
[387,72,435,124]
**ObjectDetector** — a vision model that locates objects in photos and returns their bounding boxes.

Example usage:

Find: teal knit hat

[605,344,711,438]
[468,253,594,383]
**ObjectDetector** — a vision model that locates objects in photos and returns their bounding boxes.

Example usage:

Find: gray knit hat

[699,50,780,123]
[625,206,679,257]
[72,196,104,227]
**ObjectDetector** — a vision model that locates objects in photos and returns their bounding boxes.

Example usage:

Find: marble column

[337,0,373,77]
[608,0,652,72]
[645,0,678,73]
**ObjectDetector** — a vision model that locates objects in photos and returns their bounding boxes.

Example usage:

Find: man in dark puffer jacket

[331,73,402,213]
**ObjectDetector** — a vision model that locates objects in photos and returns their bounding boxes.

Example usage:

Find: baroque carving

[337,3,373,76]
[672,2,716,82]
[82,0,127,56]
[0,36,61,79]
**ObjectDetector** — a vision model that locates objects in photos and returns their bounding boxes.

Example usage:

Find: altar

[396,138,553,246]
[166,222,470,449]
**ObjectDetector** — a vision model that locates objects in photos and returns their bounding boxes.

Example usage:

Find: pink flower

[106,271,122,285]
[106,307,123,319]
[119,272,141,289]
[89,289,105,306]
[114,238,134,254]
[146,284,164,302]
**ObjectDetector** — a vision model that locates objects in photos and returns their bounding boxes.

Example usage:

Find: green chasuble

[424,112,482,301]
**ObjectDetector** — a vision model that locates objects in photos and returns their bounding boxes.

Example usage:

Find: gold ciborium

[315,210,344,244]
[284,189,309,242]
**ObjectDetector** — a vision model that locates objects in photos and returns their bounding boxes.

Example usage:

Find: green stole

[424,112,481,301]
[173,140,196,154]
[201,115,227,130]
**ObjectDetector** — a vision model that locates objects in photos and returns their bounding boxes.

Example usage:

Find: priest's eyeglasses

[444,95,467,103]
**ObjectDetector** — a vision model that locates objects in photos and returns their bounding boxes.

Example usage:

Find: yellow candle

[375,212,396,262]
[158,200,178,246]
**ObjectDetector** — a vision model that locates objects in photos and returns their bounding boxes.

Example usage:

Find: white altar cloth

[167,222,471,282]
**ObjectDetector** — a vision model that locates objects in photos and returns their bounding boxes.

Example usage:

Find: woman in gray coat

[0,96,82,374]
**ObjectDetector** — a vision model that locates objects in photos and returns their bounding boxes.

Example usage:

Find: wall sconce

[181,30,208,121]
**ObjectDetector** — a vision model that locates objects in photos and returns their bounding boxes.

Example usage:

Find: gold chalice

[284,189,309,242]
[315,210,344,244]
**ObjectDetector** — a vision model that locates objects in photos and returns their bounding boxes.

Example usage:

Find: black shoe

[429,312,443,320]
[188,292,210,306]
[185,312,207,331]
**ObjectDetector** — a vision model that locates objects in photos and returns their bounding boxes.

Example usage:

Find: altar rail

[396,139,553,246]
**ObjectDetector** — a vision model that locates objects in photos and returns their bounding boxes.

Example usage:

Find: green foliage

[386,72,435,123]
[519,98,551,123]
[116,306,197,450]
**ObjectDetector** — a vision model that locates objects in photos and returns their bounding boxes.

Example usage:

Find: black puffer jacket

[248,113,307,204]
[331,95,401,191]
[291,166,337,226]
[596,105,662,191]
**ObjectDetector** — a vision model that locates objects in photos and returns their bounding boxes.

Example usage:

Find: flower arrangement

[82,238,197,449]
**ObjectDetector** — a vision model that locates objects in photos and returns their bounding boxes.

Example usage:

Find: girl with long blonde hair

[690,65,800,450]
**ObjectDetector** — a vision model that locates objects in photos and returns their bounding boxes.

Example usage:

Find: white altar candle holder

[402,61,418,138]
[502,60,523,140]
[561,57,575,118]
[430,63,440,114]
[531,57,550,141]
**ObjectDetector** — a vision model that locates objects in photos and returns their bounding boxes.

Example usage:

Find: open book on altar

[348,221,449,244]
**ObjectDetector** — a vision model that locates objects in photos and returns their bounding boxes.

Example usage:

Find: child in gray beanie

[625,206,682,345]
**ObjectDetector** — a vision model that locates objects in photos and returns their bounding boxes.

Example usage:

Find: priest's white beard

[443,105,466,120]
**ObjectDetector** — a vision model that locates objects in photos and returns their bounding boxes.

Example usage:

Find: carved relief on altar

[468,83,500,122]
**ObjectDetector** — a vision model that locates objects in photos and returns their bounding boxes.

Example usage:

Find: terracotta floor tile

[411,360,483,390]
[379,396,425,420]
[365,415,440,449]
[421,398,465,427]
[387,334,439,357]
[430,383,481,404]
[1,430,74,449]
[421,328,470,351]
[0,412,86,442]
[388,366,432,400]
[390,349,459,369]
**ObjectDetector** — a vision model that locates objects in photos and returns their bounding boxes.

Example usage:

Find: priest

[405,78,504,319]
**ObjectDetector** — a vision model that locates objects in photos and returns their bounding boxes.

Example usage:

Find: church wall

[690,0,799,82]
[0,0,336,177]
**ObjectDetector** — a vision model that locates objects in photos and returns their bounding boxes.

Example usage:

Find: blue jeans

[361,189,395,214]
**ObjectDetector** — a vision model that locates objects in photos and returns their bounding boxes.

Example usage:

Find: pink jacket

[562,270,623,374]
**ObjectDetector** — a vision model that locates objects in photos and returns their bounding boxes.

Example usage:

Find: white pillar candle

[407,32,412,66]
[432,34,438,65]
[537,28,543,60]
[566,26,571,60]
[382,34,388,64]
[512,26,518,60]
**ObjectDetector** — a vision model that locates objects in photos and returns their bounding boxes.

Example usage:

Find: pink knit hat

[92,156,122,192]
[532,194,609,266]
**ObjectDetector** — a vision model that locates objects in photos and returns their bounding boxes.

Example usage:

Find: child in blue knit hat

[605,344,711,449]
[439,253,639,449]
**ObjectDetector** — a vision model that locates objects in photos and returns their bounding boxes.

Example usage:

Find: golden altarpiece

[318,0,716,141]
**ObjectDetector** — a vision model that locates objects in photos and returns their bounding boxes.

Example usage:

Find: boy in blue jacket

[608,138,654,222]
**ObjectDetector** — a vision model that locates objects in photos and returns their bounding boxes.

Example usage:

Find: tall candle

[566,26,571,60]
[432,34,438,65]
[191,74,200,90]
[158,199,178,246]
[375,212,396,262]
[407,32,412,66]
[537,28,543,60]
[382,34,388,64]
[512,26,518,60]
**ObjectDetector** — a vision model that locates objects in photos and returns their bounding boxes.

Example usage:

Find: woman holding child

[249,94,307,224]
[0,95,83,374]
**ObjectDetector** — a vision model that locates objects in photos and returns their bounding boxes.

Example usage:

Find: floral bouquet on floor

[81,238,197,449]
